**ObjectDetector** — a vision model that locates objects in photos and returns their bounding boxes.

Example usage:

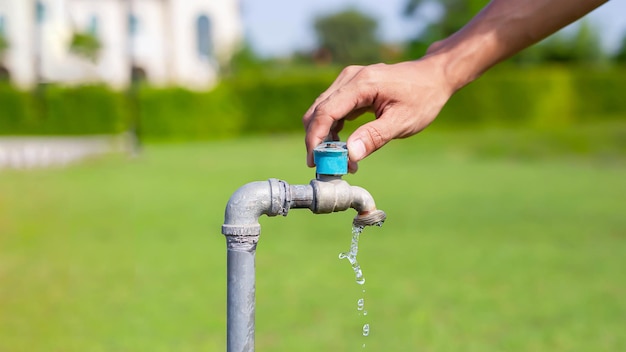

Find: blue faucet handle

[314,141,348,176]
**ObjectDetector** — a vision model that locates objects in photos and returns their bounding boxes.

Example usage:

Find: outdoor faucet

[221,142,386,352]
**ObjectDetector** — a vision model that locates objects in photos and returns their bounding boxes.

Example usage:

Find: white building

[0,0,242,90]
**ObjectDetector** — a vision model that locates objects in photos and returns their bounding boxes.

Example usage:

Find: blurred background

[0,0,625,351]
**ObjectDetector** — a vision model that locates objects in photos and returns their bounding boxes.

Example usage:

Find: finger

[302,65,364,132]
[344,106,371,122]
[348,160,359,174]
[303,65,364,128]
[347,116,398,163]
[305,84,377,167]
[330,120,344,141]
[307,102,370,167]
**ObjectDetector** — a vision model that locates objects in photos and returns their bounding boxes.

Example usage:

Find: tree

[541,21,603,64]
[0,34,8,58]
[69,31,101,62]
[613,32,626,63]
[403,1,606,65]
[404,0,488,39]
[403,0,487,58]
[571,20,604,63]
[313,8,381,65]
[0,34,9,81]
[513,20,605,65]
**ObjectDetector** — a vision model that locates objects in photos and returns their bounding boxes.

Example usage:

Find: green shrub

[0,84,129,135]
[0,67,624,139]
[572,69,626,121]
[438,66,626,129]
[138,85,244,141]
[43,85,129,135]
[433,68,540,127]
[0,83,38,134]
[231,73,335,134]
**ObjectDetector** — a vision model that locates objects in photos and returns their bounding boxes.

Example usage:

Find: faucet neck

[316,174,343,182]
[222,177,386,242]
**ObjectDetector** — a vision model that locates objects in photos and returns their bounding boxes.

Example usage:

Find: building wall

[0,0,242,90]
[68,0,130,88]
[169,0,243,89]
[130,0,168,86]
[0,0,37,88]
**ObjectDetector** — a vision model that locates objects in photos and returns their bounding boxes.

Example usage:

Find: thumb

[346,118,394,163]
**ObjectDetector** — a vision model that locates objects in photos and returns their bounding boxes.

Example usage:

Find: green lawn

[1,125,625,351]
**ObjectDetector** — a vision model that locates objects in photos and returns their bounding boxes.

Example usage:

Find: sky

[241,0,626,58]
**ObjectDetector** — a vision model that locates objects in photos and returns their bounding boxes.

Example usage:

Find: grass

[0,123,625,351]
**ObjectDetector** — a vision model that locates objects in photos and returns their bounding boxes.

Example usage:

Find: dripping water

[338,225,365,285]
[339,223,382,349]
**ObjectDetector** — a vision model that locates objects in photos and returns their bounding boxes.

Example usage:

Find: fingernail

[349,139,366,162]
[348,160,359,174]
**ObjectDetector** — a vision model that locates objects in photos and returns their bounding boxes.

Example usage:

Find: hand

[302,0,607,173]
[303,58,455,172]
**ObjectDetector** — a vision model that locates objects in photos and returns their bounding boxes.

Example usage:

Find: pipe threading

[222,224,261,236]
[353,209,387,228]
[268,178,290,217]
[225,235,258,252]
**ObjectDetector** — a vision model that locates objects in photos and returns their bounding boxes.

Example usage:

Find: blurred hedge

[438,66,626,128]
[0,66,624,139]
[0,84,130,135]
[138,85,244,140]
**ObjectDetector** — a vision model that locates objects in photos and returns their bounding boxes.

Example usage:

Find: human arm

[302,0,608,172]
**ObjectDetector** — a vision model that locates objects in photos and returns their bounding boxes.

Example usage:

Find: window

[196,14,212,59]
[36,1,46,24]
[128,14,139,36]
[88,15,98,35]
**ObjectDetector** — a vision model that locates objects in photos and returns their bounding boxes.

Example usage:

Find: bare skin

[303,0,608,173]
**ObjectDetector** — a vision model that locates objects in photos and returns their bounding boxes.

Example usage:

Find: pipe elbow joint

[349,185,387,227]
[222,178,289,238]
[349,185,377,215]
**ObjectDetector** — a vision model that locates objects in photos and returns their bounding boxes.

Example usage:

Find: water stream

[339,224,379,349]
[339,225,366,284]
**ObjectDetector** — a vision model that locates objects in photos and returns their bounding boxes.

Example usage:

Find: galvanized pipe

[226,243,256,352]
[222,179,287,352]
[222,177,385,352]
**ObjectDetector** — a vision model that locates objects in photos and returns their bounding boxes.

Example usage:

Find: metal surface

[222,174,386,352]
[222,179,289,352]
[353,209,387,227]
[227,245,256,352]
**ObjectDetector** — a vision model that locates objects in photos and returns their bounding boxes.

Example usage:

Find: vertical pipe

[222,180,285,352]
[227,240,257,352]
[33,1,45,121]
[126,0,141,154]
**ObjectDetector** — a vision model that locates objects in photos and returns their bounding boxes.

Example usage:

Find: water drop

[339,225,383,349]
[362,323,370,336]
[355,270,365,285]
[347,255,357,266]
